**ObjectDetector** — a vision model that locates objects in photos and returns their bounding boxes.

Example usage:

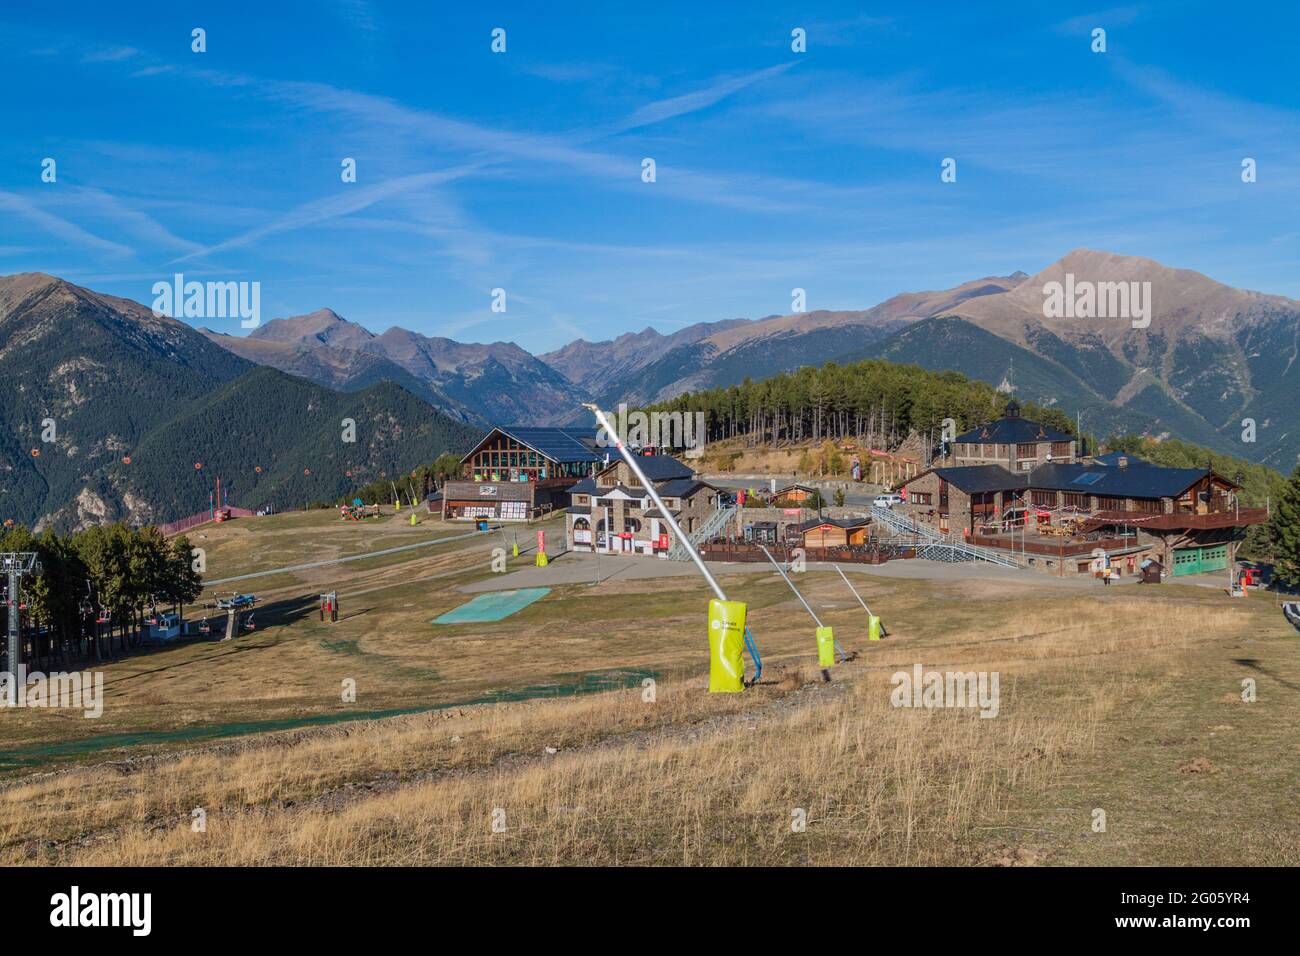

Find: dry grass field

[0,509,1296,866]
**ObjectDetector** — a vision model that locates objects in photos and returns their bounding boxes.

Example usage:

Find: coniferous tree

[1268,464,1300,589]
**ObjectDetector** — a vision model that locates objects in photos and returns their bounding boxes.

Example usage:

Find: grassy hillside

[0,508,1294,865]
[110,367,480,520]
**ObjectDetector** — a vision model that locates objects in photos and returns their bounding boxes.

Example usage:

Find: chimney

[1117,455,1128,469]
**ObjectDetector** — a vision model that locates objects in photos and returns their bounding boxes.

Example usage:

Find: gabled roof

[567,478,599,496]
[597,450,695,481]
[930,465,1027,494]
[641,508,681,520]
[773,483,818,495]
[594,485,644,500]
[793,516,871,533]
[955,416,1072,445]
[461,426,603,466]
[656,478,712,498]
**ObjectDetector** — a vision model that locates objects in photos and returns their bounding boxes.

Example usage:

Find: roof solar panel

[496,426,604,463]
[1071,472,1104,486]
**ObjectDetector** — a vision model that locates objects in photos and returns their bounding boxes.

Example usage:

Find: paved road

[458,548,1143,593]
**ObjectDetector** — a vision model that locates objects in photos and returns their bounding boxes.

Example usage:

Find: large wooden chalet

[441,426,609,521]
[901,405,1267,576]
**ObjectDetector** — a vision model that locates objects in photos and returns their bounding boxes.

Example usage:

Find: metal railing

[871,506,1021,569]
[667,505,737,561]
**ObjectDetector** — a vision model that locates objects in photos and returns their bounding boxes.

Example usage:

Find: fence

[699,540,914,564]
[157,507,257,537]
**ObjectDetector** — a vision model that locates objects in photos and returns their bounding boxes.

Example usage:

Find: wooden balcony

[1082,508,1268,531]
[970,533,1138,557]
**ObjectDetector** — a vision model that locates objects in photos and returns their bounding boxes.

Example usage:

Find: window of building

[1016,443,1036,459]
[1062,492,1090,510]
[911,492,932,505]
[1051,441,1071,458]
[1031,490,1056,507]
[1096,496,1127,511]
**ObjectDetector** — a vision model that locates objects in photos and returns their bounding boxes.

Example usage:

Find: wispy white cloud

[0,191,132,258]
[172,165,487,262]
[606,62,796,135]
[82,45,137,62]
[60,187,204,255]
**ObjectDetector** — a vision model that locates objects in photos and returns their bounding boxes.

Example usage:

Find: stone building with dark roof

[565,451,720,556]
[900,410,1267,577]
[950,400,1077,471]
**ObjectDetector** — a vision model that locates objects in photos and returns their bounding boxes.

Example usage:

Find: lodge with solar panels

[441,426,612,521]
[897,404,1268,577]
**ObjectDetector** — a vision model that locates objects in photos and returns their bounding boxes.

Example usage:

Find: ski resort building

[901,408,1267,576]
[788,516,872,549]
[441,426,609,521]
[564,451,721,556]
[948,401,1078,470]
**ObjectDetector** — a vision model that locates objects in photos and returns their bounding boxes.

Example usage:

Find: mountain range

[5,248,1298,528]
[201,310,589,426]
[0,274,478,530]
[537,249,1298,467]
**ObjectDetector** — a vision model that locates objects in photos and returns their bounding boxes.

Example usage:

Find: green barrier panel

[868,615,882,641]
[816,625,836,666]
[708,599,747,693]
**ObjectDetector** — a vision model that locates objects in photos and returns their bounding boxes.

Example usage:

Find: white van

[873,494,904,509]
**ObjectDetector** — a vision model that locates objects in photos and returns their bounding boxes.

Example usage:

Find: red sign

[536,530,546,552]
[658,533,669,549]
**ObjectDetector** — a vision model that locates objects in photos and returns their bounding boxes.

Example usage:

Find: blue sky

[3,1,1300,353]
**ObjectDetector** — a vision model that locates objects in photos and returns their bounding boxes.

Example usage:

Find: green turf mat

[432,588,551,623]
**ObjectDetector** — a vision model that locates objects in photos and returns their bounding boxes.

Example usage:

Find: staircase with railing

[871,506,1022,569]
[667,505,737,561]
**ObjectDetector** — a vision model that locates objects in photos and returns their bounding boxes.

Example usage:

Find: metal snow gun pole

[583,403,758,690]
[833,564,884,641]
[757,544,844,674]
